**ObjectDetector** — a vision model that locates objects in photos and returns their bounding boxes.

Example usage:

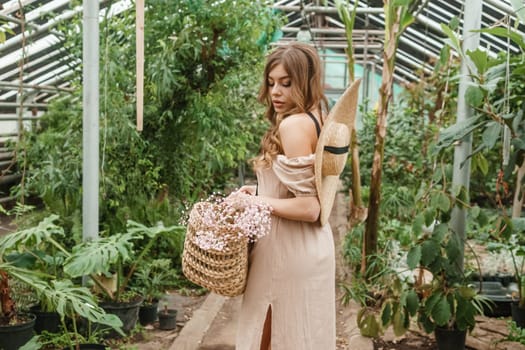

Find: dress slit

[259,304,272,350]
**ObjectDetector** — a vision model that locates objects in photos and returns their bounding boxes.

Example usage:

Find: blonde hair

[253,42,328,169]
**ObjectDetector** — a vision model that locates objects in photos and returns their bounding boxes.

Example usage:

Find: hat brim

[315,79,362,225]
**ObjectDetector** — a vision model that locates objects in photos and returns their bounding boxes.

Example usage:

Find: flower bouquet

[182,193,272,296]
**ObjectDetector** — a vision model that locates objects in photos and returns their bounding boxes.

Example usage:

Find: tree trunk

[335,0,424,276]
[512,158,525,218]
[362,1,419,275]
[349,128,368,227]
[0,270,16,322]
[362,53,393,273]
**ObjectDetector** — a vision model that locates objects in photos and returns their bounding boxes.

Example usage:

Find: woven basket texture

[182,202,248,297]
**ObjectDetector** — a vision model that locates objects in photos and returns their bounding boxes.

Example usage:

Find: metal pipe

[274,41,383,50]
[281,27,385,36]
[0,115,40,121]
[0,102,47,108]
[484,0,515,15]
[0,80,74,92]
[0,8,79,54]
[272,5,384,14]
[0,70,75,101]
[0,0,114,54]
[451,0,482,272]
[82,0,99,242]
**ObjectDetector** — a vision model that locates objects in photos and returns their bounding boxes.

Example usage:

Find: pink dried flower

[188,193,272,252]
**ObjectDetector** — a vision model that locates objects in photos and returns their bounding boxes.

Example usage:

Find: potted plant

[357,171,490,350]
[0,268,36,350]
[436,18,525,329]
[2,224,69,334]
[133,258,178,325]
[486,216,525,328]
[157,303,177,331]
[63,220,185,335]
[358,226,489,350]
[0,215,124,349]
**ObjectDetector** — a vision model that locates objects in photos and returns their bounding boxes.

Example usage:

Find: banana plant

[334,0,368,229]
[364,0,428,277]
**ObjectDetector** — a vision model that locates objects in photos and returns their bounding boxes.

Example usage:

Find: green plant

[63,220,185,303]
[0,215,124,347]
[486,217,525,308]
[132,258,179,305]
[19,0,282,234]
[34,327,105,350]
[507,320,525,345]
[437,21,525,215]
[358,227,488,337]
[0,19,15,43]
[363,0,427,269]
[357,154,490,337]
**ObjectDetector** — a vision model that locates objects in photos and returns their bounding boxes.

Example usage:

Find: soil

[373,336,440,350]
[114,290,208,350]
[372,333,475,350]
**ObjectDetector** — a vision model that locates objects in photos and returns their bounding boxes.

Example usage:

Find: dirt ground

[121,291,207,350]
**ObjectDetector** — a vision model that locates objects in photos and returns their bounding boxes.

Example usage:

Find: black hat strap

[324,145,349,154]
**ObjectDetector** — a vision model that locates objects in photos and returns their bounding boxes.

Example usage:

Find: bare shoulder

[279,113,319,135]
[279,113,318,157]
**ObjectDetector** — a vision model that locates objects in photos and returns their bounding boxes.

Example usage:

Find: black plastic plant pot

[470,281,513,317]
[511,301,525,328]
[434,326,466,350]
[0,313,36,350]
[30,305,61,334]
[100,296,143,337]
[158,309,177,330]
[139,301,159,326]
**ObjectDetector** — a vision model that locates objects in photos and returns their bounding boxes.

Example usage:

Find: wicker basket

[182,202,249,297]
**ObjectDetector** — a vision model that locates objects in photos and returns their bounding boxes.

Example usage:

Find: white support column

[82,0,99,241]
[450,0,482,271]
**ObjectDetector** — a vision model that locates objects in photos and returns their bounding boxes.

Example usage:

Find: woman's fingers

[238,185,256,196]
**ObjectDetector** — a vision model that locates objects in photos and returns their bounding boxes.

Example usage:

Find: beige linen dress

[236,154,336,350]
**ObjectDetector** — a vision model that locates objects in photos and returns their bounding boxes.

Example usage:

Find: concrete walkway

[169,292,372,350]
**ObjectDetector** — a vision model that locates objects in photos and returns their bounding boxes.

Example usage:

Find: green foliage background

[19,1,282,239]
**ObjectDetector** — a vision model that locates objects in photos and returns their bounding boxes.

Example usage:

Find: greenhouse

[0,0,525,349]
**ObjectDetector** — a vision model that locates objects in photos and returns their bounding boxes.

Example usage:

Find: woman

[234,42,335,350]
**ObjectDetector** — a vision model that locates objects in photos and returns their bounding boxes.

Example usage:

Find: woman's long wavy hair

[252,42,329,169]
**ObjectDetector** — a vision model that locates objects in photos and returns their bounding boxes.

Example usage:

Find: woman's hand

[236,185,257,196]
[226,186,256,207]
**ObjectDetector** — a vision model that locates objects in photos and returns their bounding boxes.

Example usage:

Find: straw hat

[315,78,361,225]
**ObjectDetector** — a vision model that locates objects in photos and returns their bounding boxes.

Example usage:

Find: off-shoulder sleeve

[273,154,317,197]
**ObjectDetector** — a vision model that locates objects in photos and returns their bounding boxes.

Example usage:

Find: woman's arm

[261,113,321,222]
[258,195,320,223]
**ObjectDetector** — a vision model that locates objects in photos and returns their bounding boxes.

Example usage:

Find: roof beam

[273,5,385,14]
[484,0,515,14]
[0,80,74,93]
